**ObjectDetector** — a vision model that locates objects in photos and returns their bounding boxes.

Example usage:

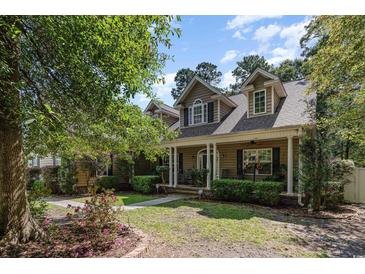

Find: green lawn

[69,192,162,206]
[120,199,328,257]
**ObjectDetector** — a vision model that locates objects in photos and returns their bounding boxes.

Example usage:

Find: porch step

[158,184,211,197]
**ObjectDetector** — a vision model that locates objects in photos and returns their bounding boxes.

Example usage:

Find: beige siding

[220,100,232,120]
[162,114,179,126]
[273,87,280,112]
[148,107,178,127]
[177,138,299,180]
[75,162,91,187]
[179,82,218,127]
[39,157,54,167]
[177,146,205,170]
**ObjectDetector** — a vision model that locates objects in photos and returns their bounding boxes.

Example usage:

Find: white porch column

[206,143,211,189]
[287,136,294,194]
[169,147,173,186]
[213,143,217,181]
[298,131,303,193]
[173,146,178,187]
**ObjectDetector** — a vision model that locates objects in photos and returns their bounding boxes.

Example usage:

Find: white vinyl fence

[344,167,365,203]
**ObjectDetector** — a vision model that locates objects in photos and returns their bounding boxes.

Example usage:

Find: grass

[120,199,328,257]
[69,192,162,206]
[46,203,73,217]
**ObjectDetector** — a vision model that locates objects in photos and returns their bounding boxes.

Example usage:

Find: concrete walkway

[46,194,190,211]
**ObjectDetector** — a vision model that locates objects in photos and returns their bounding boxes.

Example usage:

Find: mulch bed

[196,197,360,220]
[0,223,141,258]
[271,204,361,219]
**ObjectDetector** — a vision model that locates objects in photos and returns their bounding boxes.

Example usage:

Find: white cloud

[220,71,235,88]
[153,73,176,97]
[254,24,281,42]
[280,19,310,48]
[268,18,311,65]
[227,15,282,30]
[220,50,239,63]
[232,27,252,40]
[232,30,245,40]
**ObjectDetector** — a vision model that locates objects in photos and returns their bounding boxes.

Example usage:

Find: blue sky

[133,15,311,109]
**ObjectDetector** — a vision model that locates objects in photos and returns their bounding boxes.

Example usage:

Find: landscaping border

[122,228,150,258]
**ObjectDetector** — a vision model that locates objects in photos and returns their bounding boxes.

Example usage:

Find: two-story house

[147,68,312,195]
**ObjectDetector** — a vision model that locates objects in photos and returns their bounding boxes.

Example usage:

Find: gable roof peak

[144,100,179,117]
[174,75,236,107]
[241,67,279,89]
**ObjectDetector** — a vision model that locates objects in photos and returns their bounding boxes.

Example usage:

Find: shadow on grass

[154,199,365,258]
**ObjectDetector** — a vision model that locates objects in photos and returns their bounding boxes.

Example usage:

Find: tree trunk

[0,17,43,243]
[345,139,351,159]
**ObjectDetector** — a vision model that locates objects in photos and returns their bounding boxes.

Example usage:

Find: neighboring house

[28,154,62,168]
[146,68,312,195]
[144,100,180,129]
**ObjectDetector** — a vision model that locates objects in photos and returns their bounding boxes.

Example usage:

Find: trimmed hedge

[131,175,160,194]
[253,181,283,206]
[96,176,121,191]
[211,179,283,206]
[211,179,255,202]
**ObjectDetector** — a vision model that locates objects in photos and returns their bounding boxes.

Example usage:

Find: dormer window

[188,99,207,125]
[253,89,266,114]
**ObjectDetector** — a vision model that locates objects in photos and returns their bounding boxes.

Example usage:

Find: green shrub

[42,166,61,194]
[323,181,344,209]
[131,175,160,194]
[28,180,50,218]
[191,168,209,187]
[27,167,42,190]
[211,179,255,203]
[58,158,77,194]
[96,176,121,191]
[252,181,283,206]
[211,179,283,206]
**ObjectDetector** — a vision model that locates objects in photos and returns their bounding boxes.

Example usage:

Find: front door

[200,154,214,180]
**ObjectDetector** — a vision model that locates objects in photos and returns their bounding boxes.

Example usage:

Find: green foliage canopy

[1,16,180,161]
[171,62,222,100]
[301,16,365,150]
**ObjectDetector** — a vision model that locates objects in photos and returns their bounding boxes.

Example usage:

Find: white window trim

[253,89,266,115]
[243,148,272,175]
[188,99,208,126]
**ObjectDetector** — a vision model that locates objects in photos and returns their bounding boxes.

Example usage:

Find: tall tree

[195,62,222,86]
[230,55,273,91]
[301,16,365,164]
[0,16,179,243]
[171,62,222,100]
[171,68,194,100]
[272,59,306,82]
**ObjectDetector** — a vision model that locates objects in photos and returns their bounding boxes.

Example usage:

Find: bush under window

[211,179,283,206]
[131,175,160,194]
[96,176,121,191]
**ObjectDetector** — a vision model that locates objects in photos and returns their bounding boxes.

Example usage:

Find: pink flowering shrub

[0,191,129,258]
[41,191,128,257]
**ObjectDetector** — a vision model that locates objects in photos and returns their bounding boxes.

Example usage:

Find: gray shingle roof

[176,79,311,139]
[159,103,179,116]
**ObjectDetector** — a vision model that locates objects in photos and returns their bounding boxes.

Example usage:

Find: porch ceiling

[163,126,299,148]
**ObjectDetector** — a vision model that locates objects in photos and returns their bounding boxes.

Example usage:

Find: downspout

[298,127,305,206]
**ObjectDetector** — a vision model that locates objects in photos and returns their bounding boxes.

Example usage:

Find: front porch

[165,128,302,195]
